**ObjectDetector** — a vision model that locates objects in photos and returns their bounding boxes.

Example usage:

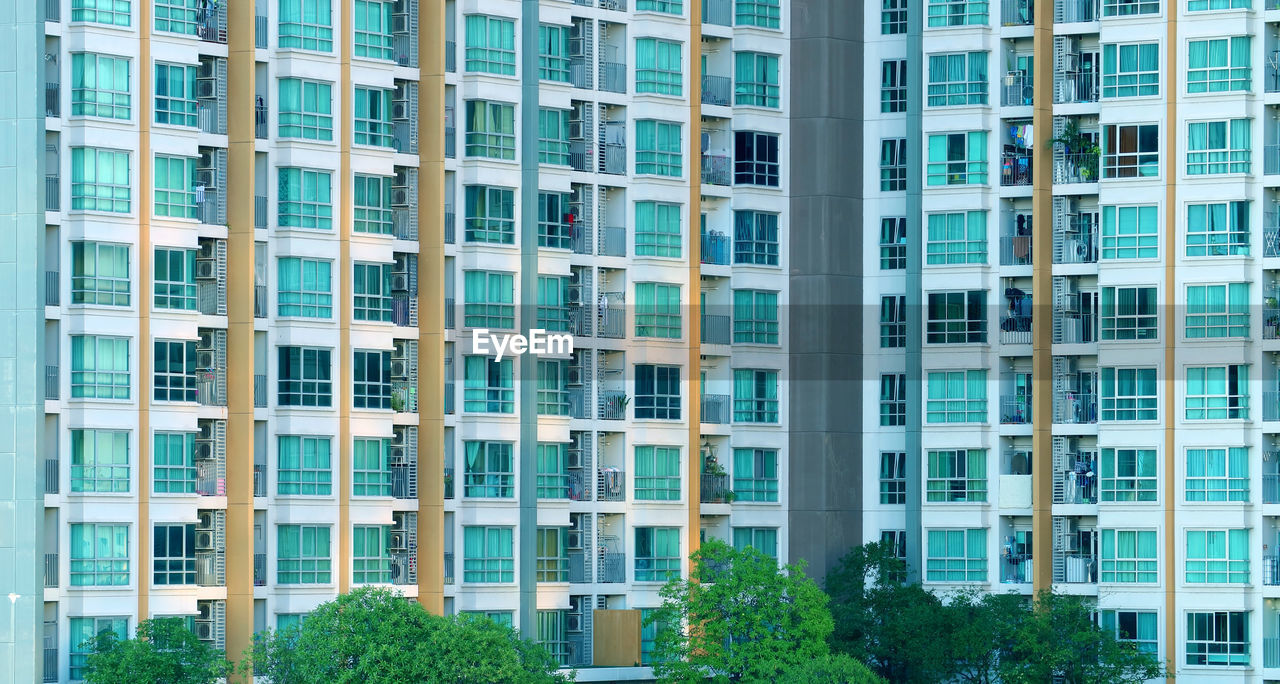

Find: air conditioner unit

[388,446,407,464]
[391,187,410,207]
[567,448,583,469]
[198,510,215,529]
[391,273,410,292]
[566,285,582,305]
[390,532,408,551]
[195,258,217,280]
[392,428,407,446]
[567,529,583,549]
[566,613,582,632]
[196,77,217,99]
[568,37,585,58]
[198,330,216,350]
[195,168,216,188]
[392,12,410,33]
[194,620,214,641]
[196,530,215,550]
[196,350,215,370]
[198,240,217,259]
[391,359,408,378]
[567,366,583,385]
[569,118,585,140]
[392,99,410,121]
[194,439,215,461]
[199,420,215,439]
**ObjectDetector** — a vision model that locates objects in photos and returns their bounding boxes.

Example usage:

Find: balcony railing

[1267,637,1280,669]
[1055,0,1098,22]
[703,0,732,25]
[701,394,731,424]
[255,103,268,139]
[701,472,731,503]
[254,194,267,229]
[445,40,456,73]
[1001,73,1033,106]
[255,14,267,49]
[444,466,455,499]
[43,646,56,683]
[196,460,224,497]
[1001,557,1033,583]
[391,553,417,585]
[1001,150,1032,186]
[1267,145,1280,176]
[598,551,625,582]
[1057,553,1097,583]
[444,382,455,414]
[45,174,58,211]
[599,390,626,419]
[253,463,265,497]
[1000,396,1031,424]
[701,230,730,265]
[444,552,455,584]
[1268,215,1280,258]
[1054,392,1097,424]
[701,314,730,344]
[569,549,588,583]
[254,285,266,319]
[45,0,59,21]
[999,316,1032,345]
[701,154,731,186]
[1269,64,1280,93]
[44,553,57,587]
[445,125,456,158]
[1265,392,1280,421]
[601,144,626,175]
[1055,219,1098,264]
[254,552,266,586]
[1001,235,1032,266]
[600,0,627,9]
[570,57,591,89]
[1053,152,1099,184]
[702,75,731,106]
[197,99,222,135]
[1058,469,1097,504]
[444,297,455,329]
[197,3,227,43]
[445,210,456,244]
[600,62,626,93]
[44,364,58,399]
[1055,70,1098,104]
[1002,0,1033,24]
[392,382,417,413]
[45,83,59,117]
[599,225,626,257]
[1264,555,1280,586]
[569,387,587,419]
[45,458,58,494]
[196,551,225,586]
[253,373,266,407]
[1265,472,1280,503]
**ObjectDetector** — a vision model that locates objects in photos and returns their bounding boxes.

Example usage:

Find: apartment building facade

[863,0,1280,679]
[0,0,790,681]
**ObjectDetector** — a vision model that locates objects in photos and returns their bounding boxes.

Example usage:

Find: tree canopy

[82,617,232,684]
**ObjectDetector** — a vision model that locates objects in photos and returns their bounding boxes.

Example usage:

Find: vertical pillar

[137,0,154,621]
[687,0,704,562]
[1030,0,1054,594]
[338,0,354,595]
[518,0,541,638]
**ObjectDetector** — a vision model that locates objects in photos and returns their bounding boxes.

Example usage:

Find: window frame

[1187,37,1252,94]
[1185,284,1249,339]
[926,448,988,503]
[925,369,988,423]
[732,368,779,423]
[1185,611,1249,666]
[464,100,516,160]
[70,428,130,493]
[72,241,131,307]
[152,523,196,586]
[1102,123,1160,179]
[464,15,517,76]
[925,291,987,344]
[277,257,333,318]
[153,246,196,310]
[1100,367,1158,421]
[635,445,682,501]
[1100,447,1158,502]
[1102,42,1160,98]
[635,364,682,420]
[732,448,778,502]
[276,346,333,407]
[152,339,197,403]
[463,356,515,414]
[277,435,333,496]
[926,132,989,186]
[71,52,131,120]
[880,451,906,504]
[1100,528,1158,583]
[925,528,987,582]
[1184,364,1249,420]
[1101,204,1159,260]
[276,523,333,584]
[733,130,780,187]
[277,78,334,141]
[1185,529,1250,584]
[1100,285,1158,340]
[926,52,989,106]
[1185,447,1249,502]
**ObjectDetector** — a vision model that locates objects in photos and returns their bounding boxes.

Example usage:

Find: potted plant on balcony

[1046,118,1100,182]
[606,393,629,417]
[1267,296,1280,338]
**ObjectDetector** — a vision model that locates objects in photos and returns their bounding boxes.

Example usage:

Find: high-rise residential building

[0,0,791,681]
[862,0,1280,678]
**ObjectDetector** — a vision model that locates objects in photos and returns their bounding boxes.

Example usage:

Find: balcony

[446,40,456,73]
[445,124,456,158]
[1270,63,1280,93]
[45,174,58,211]
[701,472,731,503]
[390,463,415,498]
[701,154,731,186]
[1054,392,1097,424]
[197,100,222,135]
[444,382,455,414]
[253,464,265,497]
[597,302,625,339]
[44,0,58,21]
[1055,71,1098,104]
[44,553,56,588]
[1000,395,1031,424]
[255,14,267,49]
[600,0,627,9]
[1265,556,1280,586]
[1265,472,1280,503]
[1002,0,1033,24]
[599,225,626,257]
[569,549,588,583]
[569,387,587,419]
[1265,392,1280,421]
[598,468,625,501]
[1055,216,1098,264]
[1268,638,1280,669]
[600,62,626,93]
[1001,234,1032,266]
[392,382,417,413]
[1057,470,1097,504]
[1057,553,1097,583]
[198,191,223,226]
[1053,152,1099,185]
[44,458,58,494]
[444,297,455,329]
[1001,557,1033,584]
[1055,0,1098,22]
[1001,150,1032,186]
[1268,214,1280,257]
[255,103,267,139]
[999,315,1032,345]
[445,210,456,244]
[702,75,731,106]
[601,143,626,175]
[444,552,455,584]
[392,295,417,327]
[701,394,730,424]
[391,553,417,585]
[253,374,266,408]
[254,552,266,586]
[1001,73,1032,107]
[599,390,626,419]
[43,646,56,683]
[45,83,58,117]
[703,0,731,25]
[196,461,224,497]
[254,285,266,319]
[196,551,225,586]
[598,551,625,582]
[44,364,57,400]
[701,230,730,265]
[701,315,730,344]
[197,2,227,43]
[254,194,267,229]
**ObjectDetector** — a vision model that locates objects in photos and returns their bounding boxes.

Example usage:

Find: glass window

[1186,611,1249,666]
[926,370,987,423]
[1185,365,1249,420]
[925,528,987,581]
[636,38,682,95]
[1100,367,1158,421]
[279,0,334,52]
[69,617,127,680]
[71,0,131,25]
[734,52,779,107]
[539,109,571,166]
[463,271,515,328]
[882,0,907,33]
[1100,448,1157,502]
[278,167,333,229]
[154,0,198,33]
[733,290,778,344]
[1188,37,1251,93]
[352,525,391,584]
[70,523,129,586]
[353,0,393,61]
[154,63,197,127]
[926,132,988,185]
[733,448,778,502]
[153,247,196,311]
[353,263,392,322]
[277,346,332,407]
[882,60,907,113]
[880,451,906,504]
[153,431,196,494]
[926,449,987,502]
[1187,119,1251,175]
[71,335,130,399]
[464,100,515,160]
[635,527,681,582]
[1102,0,1160,14]
[71,53,130,120]
[926,291,987,343]
[880,217,907,269]
[1189,0,1249,7]
[536,530,569,583]
[71,429,129,493]
[881,138,907,191]
[353,349,391,409]
[733,210,779,265]
[539,24,570,82]
[637,0,684,13]
[927,0,989,26]
[152,523,196,585]
[635,364,682,420]
[1100,611,1159,654]
[1100,529,1158,583]
[733,369,778,423]
[1186,530,1249,583]
[153,155,196,219]
[72,241,130,306]
[463,356,514,414]
[927,52,988,106]
[353,175,393,234]
[1102,43,1159,98]
[536,275,570,332]
[464,441,514,498]
[1186,284,1249,339]
[464,185,515,244]
[352,437,391,497]
[1186,201,1249,257]
[636,120,683,176]
[1102,124,1159,179]
[536,443,569,499]
[464,15,516,75]
[153,339,197,402]
[538,192,573,250]
[277,435,332,495]
[537,359,568,415]
[354,87,393,147]
[276,524,332,584]
[635,283,682,339]
[1101,205,1158,259]
[636,201,683,257]
[71,147,131,213]
[277,79,334,141]
[1186,447,1248,502]
[880,374,906,426]
[1100,286,1157,340]
[635,446,681,501]
[733,528,778,558]
[734,131,780,186]
[881,295,906,348]
[736,0,781,28]
[277,257,333,318]
[925,212,987,264]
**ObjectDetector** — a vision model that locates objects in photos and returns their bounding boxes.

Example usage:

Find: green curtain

[637,38,656,70]
[279,436,300,471]
[1135,531,1155,559]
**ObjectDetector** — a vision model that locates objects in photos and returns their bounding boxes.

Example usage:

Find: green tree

[248,587,572,684]
[647,539,856,683]
[82,617,232,684]
[750,653,885,683]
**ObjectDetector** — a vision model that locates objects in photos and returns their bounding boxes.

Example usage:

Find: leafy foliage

[83,617,232,684]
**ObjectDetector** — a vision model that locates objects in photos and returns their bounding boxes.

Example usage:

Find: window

[1188,38,1251,93]
[636,201,683,257]
[882,60,907,112]
[1186,611,1249,665]
[1186,365,1248,420]
[1187,119,1250,175]
[637,0,683,13]
[636,120,683,176]
[1186,285,1249,339]
[536,275,570,332]
[733,528,778,558]
[733,448,778,502]
[926,291,987,343]
[539,109,571,166]
[1189,0,1249,7]
[537,359,568,415]
[153,432,196,494]
[538,192,573,249]
[463,356,514,414]
[71,53,130,119]
[152,523,195,585]
[463,271,515,328]
[277,79,333,141]
[71,429,129,493]
[354,87,393,147]
[153,248,196,311]
[635,446,681,501]
[536,529,569,583]
[926,212,987,265]
[71,241,130,306]
[353,438,391,497]
[925,529,987,581]
[1100,529,1158,583]
[71,0,131,25]
[464,441,514,497]
[640,608,668,665]
[635,364,681,420]
[70,523,129,586]
[1186,201,1249,257]
[880,217,907,269]
[1101,205,1158,259]
[69,617,127,680]
[153,340,197,402]
[1100,611,1159,654]
[1102,43,1159,98]
[880,452,906,504]
[277,436,332,495]
[154,155,196,219]
[536,443,568,499]
[734,52,779,107]
[926,370,987,423]
[635,283,682,339]
[927,0,988,25]
[1100,448,1157,502]
[1102,124,1159,179]
[71,335,130,399]
[154,63,197,127]
[880,295,906,348]
[736,0,781,27]
[733,290,778,344]
[71,147,131,213]
[733,369,779,423]
[635,527,681,581]
[353,350,391,410]
[278,167,333,229]
[277,257,333,318]
[353,175,393,234]
[154,0,199,33]
[464,15,515,75]
[926,449,987,502]
[352,263,392,322]
[1100,286,1157,340]
[880,374,906,426]
[351,525,391,584]
[277,346,332,407]
[464,185,515,244]
[734,211,779,265]
[927,52,988,106]
[1186,529,1249,583]
[464,611,513,627]
[927,132,988,185]
[354,0,393,60]
[276,613,308,632]
[1102,0,1159,14]
[882,0,907,33]
[1100,367,1157,421]
[277,524,332,584]
[463,526,514,582]
[636,38,682,95]
[881,138,907,191]
[279,0,334,51]
[1186,447,1248,502]
[464,100,515,160]
[539,24,570,82]
[734,131,780,187]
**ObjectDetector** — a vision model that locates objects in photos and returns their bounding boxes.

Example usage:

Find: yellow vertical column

[1163,9,1178,675]
[416,0,445,614]
[1029,0,1054,594]
[338,0,354,595]
[687,3,703,560]
[137,0,154,622]
[225,0,257,674]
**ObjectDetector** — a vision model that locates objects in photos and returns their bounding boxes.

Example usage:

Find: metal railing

[600,0,627,9]
[600,62,626,93]
[1001,151,1032,186]
[999,316,1032,345]
[196,551,224,586]
[196,460,223,496]
[701,315,730,344]
[1055,222,1098,264]
[1055,70,1098,104]
[601,144,626,175]
[1055,0,1098,22]
[254,194,267,228]
[1001,73,1033,106]
[44,553,57,587]
[444,297,455,329]
[1057,469,1097,504]
[45,458,58,494]
[445,40,456,73]
[393,209,416,240]
[1265,473,1280,503]
[254,552,266,586]
[45,174,58,211]
[598,552,625,582]
[445,125,455,158]
[1267,214,1280,257]
[254,285,266,319]
[393,32,416,68]
[597,304,625,338]
[444,210,456,244]
[1001,235,1032,266]
[1053,152,1099,184]
[599,225,626,257]
[43,646,56,683]
[197,99,221,134]
[255,103,268,139]
[444,552,455,584]
[570,57,591,89]
[44,365,57,400]
[1001,557,1033,583]
[1057,553,1097,583]
[1267,637,1280,669]
[255,14,267,48]
[197,3,227,43]
[703,0,732,24]
[253,463,265,497]
[569,387,587,419]
[571,221,593,255]
[45,83,59,117]
[1000,396,1031,424]
[702,75,731,106]
[392,553,416,585]
[701,394,731,424]
[1264,556,1280,586]
[599,390,626,419]
[392,382,417,413]
[701,154,731,186]
[444,382,455,414]
[1269,64,1280,93]
[253,374,266,407]
[1266,144,1280,175]
[444,466,454,499]
[45,0,59,21]
[1266,392,1280,421]
[1002,0,1033,24]
[701,472,731,502]
[701,231,730,264]
[45,270,58,306]
[1054,392,1097,424]
[569,550,588,583]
